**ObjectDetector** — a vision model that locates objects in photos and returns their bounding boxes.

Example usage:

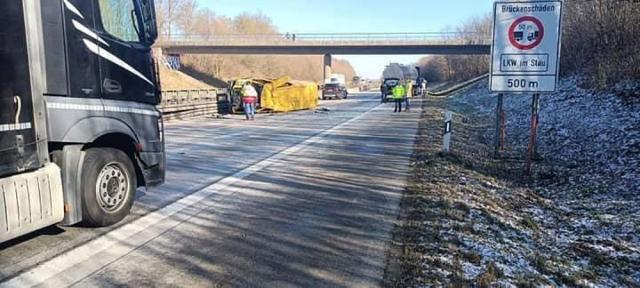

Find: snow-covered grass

[388,78,640,287]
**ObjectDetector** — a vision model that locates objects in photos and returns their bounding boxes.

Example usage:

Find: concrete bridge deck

[157,32,492,55]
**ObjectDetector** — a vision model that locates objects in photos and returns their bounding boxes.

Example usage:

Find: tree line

[416,0,639,89]
[154,0,356,83]
[415,13,492,84]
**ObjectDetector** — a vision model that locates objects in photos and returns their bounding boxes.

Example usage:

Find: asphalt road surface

[0,93,421,288]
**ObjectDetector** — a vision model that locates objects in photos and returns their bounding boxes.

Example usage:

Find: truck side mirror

[137,0,158,45]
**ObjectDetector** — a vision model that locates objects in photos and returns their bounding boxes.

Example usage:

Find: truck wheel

[81,148,137,227]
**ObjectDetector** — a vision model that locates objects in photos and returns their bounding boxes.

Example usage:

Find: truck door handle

[103,79,122,94]
[14,96,22,124]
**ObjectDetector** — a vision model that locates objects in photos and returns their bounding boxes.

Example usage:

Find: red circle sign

[508,16,544,50]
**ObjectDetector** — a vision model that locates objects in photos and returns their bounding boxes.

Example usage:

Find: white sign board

[490,1,563,93]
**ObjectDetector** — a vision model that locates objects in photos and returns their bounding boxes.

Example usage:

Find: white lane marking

[72,20,109,47]
[1,103,383,288]
[47,102,160,117]
[82,39,154,86]
[0,122,32,132]
[63,0,84,19]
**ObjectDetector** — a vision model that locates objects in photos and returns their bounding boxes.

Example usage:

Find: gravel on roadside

[385,79,640,287]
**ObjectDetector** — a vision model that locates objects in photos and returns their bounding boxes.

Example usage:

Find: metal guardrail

[428,74,489,97]
[158,32,492,46]
[158,88,228,120]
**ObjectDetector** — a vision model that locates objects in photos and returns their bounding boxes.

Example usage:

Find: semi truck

[1,0,164,243]
[381,63,419,102]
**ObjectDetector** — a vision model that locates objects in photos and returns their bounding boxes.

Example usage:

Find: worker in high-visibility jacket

[392,84,406,113]
[405,79,413,112]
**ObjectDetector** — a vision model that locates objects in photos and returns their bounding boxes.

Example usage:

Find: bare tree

[161,6,356,83]
[155,0,196,39]
[561,0,639,88]
[416,13,492,83]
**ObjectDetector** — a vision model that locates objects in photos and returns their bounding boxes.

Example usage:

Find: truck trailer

[1,0,164,243]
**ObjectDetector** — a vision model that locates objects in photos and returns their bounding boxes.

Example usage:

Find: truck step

[0,164,64,243]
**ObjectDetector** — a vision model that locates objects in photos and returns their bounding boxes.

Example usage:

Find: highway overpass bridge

[156,32,492,79]
[158,32,491,55]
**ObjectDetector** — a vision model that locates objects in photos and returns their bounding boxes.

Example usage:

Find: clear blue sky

[198,0,494,78]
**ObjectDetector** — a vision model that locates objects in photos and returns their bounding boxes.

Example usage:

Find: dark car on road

[322,83,348,100]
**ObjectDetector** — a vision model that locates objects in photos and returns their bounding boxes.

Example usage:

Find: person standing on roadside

[421,79,428,97]
[381,83,389,103]
[241,83,258,121]
[392,83,406,113]
[404,79,413,112]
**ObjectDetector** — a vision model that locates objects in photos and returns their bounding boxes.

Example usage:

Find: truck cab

[1,0,164,243]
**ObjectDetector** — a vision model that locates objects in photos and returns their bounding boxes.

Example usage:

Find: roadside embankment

[158,65,215,90]
[386,78,640,287]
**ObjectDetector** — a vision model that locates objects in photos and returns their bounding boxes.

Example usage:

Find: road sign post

[494,93,505,158]
[526,93,541,175]
[490,1,562,175]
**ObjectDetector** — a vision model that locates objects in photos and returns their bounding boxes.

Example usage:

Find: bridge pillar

[323,54,332,81]
[322,54,332,99]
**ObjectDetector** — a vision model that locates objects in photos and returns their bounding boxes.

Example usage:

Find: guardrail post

[443,111,453,153]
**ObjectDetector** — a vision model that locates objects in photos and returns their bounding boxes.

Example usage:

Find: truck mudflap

[0,163,64,243]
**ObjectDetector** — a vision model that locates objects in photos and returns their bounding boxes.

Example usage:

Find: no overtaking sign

[490,1,563,93]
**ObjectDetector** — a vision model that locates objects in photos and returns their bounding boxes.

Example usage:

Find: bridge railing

[159,32,492,46]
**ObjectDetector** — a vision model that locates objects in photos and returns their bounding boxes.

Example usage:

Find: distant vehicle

[381,64,419,102]
[322,73,347,100]
[383,63,418,82]
[1,0,163,243]
[325,74,346,85]
[380,78,401,102]
[322,83,348,100]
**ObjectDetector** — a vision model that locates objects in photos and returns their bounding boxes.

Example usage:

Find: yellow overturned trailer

[229,76,318,113]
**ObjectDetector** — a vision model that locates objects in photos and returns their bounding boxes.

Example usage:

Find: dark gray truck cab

[1,0,164,243]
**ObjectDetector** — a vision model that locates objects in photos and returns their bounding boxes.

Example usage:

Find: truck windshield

[385,80,399,86]
[98,0,141,43]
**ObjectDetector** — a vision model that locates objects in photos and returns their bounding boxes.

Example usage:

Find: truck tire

[81,148,136,227]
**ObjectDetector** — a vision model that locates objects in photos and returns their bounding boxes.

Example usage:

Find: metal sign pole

[494,93,504,158]
[500,106,507,153]
[490,1,562,176]
[525,93,540,175]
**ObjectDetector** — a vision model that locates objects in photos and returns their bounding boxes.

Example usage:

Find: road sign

[490,1,563,93]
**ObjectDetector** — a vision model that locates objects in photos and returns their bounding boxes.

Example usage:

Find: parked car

[322,83,348,100]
